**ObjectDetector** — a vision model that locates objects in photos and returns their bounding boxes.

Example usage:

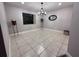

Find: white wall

[4,3,73,34]
[0,3,11,56]
[4,4,41,34]
[68,2,79,57]
[44,6,73,31]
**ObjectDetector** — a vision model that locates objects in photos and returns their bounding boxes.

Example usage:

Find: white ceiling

[5,2,73,12]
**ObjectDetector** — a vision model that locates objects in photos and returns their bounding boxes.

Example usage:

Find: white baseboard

[10,28,64,36]
[44,28,63,33]
[10,28,40,36]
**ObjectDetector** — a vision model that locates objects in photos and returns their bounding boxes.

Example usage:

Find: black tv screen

[22,13,34,24]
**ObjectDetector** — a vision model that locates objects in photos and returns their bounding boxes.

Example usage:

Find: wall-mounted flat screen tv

[22,13,34,25]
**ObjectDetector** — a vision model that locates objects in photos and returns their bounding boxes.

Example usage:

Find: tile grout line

[10,29,69,57]
[56,36,69,56]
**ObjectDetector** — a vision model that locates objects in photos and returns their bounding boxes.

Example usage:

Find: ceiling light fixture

[58,3,62,6]
[38,2,46,16]
[21,2,24,4]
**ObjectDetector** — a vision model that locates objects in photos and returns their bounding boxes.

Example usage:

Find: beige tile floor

[10,29,69,57]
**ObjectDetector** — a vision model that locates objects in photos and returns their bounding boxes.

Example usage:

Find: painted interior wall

[4,3,73,34]
[4,4,41,34]
[68,2,79,57]
[0,3,10,56]
[44,6,73,31]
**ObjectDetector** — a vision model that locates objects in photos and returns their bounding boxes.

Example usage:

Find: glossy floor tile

[10,29,69,57]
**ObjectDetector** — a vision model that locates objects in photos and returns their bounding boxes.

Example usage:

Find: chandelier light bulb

[58,3,62,6]
[21,2,24,4]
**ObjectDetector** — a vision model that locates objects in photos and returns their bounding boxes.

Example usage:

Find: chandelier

[38,2,47,16]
